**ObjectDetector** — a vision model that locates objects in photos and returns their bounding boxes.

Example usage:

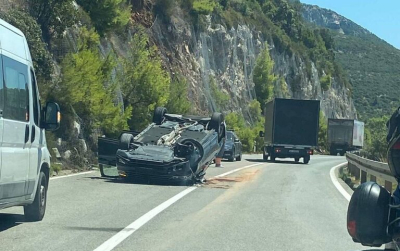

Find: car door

[0,54,31,200]
[26,68,41,197]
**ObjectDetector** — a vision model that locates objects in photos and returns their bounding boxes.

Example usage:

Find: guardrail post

[385,181,393,193]
[370,175,376,182]
[361,170,367,183]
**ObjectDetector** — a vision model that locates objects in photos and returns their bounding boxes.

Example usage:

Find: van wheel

[24,171,47,222]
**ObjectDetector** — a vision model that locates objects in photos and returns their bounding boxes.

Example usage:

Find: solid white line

[329,162,351,201]
[93,162,266,251]
[215,163,264,178]
[50,171,95,180]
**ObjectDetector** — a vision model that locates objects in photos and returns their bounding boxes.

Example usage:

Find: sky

[300,0,400,49]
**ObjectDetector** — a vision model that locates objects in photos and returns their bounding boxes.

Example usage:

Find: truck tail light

[307,150,313,155]
[275,148,281,153]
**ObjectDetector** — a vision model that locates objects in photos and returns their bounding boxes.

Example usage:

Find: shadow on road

[245,159,304,165]
[84,175,194,187]
[64,226,124,233]
[0,213,25,232]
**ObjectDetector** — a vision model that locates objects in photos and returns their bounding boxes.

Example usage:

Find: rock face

[146,9,356,120]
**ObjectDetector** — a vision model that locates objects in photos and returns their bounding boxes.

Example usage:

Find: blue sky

[300,0,400,49]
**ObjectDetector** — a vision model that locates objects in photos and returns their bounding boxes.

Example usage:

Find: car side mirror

[259,131,264,138]
[234,138,240,143]
[42,102,60,131]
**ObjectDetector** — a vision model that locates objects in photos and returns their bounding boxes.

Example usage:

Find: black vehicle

[222,130,242,161]
[346,108,400,250]
[259,98,320,164]
[98,107,226,185]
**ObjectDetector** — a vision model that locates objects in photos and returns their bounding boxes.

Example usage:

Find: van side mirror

[259,131,264,138]
[43,102,60,131]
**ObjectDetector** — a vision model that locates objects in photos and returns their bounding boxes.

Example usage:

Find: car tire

[208,112,224,140]
[119,133,134,150]
[153,107,167,125]
[236,153,242,161]
[24,171,48,222]
[303,156,310,164]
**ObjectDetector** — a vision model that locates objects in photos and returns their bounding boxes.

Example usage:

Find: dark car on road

[98,107,226,185]
[222,130,242,161]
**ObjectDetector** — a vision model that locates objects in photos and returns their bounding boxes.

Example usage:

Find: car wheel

[208,112,224,140]
[24,171,48,222]
[153,107,167,125]
[119,133,134,150]
[236,152,242,161]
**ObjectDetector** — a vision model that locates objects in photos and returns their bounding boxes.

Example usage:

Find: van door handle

[25,124,29,143]
[31,125,35,143]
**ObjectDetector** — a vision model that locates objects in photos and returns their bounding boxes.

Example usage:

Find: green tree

[363,116,389,161]
[76,0,131,35]
[60,28,131,136]
[29,0,77,42]
[253,43,277,108]
[210,76,229,110]
[119,27,170,130]
[0,10,53,85]
[166,75,191,114]
[318,112,328,151]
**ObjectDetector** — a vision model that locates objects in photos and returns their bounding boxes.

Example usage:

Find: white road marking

[93,162,266,251]
[214,163,264,178]
[50,171,95,180]
[329,162,351,201]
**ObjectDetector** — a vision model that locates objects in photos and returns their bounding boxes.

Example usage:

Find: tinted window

[30,69,40,126]
[0,57,3,112]
[3,56,29,121]
[226,132,234,141]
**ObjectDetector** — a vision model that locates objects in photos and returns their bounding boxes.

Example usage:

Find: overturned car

[99,107,226,185]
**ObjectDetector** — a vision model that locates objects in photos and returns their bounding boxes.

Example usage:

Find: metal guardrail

[346,152,396,192]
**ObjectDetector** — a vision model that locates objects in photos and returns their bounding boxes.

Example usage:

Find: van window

[0,57,4,113]
[30,69,40,126]
[3,56,29,121]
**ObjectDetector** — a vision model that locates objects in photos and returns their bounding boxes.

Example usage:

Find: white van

[0,18,60,221]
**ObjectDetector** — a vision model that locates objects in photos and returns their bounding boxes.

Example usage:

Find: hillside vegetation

[0,0,345,170]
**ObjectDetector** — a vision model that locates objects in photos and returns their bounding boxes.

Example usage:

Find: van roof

[0,18,32,63]
[0,18,25,37]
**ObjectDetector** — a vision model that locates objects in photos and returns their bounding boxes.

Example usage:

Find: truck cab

[0,18,60,221]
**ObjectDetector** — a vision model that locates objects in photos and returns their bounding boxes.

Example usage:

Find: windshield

[226,131,234,141]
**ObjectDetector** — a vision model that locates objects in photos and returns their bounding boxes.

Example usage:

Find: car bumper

[116,155,194,183]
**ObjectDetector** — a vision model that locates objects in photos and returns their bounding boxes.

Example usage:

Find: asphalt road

[0,155,381,251]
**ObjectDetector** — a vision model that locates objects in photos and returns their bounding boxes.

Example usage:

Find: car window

[3,55,29,122]
[30,69,40,126]
[226,132,234,141]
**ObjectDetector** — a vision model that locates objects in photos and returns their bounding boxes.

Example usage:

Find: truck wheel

[208,112,224,140]
[24,171,48,222]
[271,155,276,162]
[340,152,345,156]
[295,157,300,162]
[119,133,134,150]
[153,107,167,125]
[263,153,268,161]
[303,156,310,164]
[236,152,242,161]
